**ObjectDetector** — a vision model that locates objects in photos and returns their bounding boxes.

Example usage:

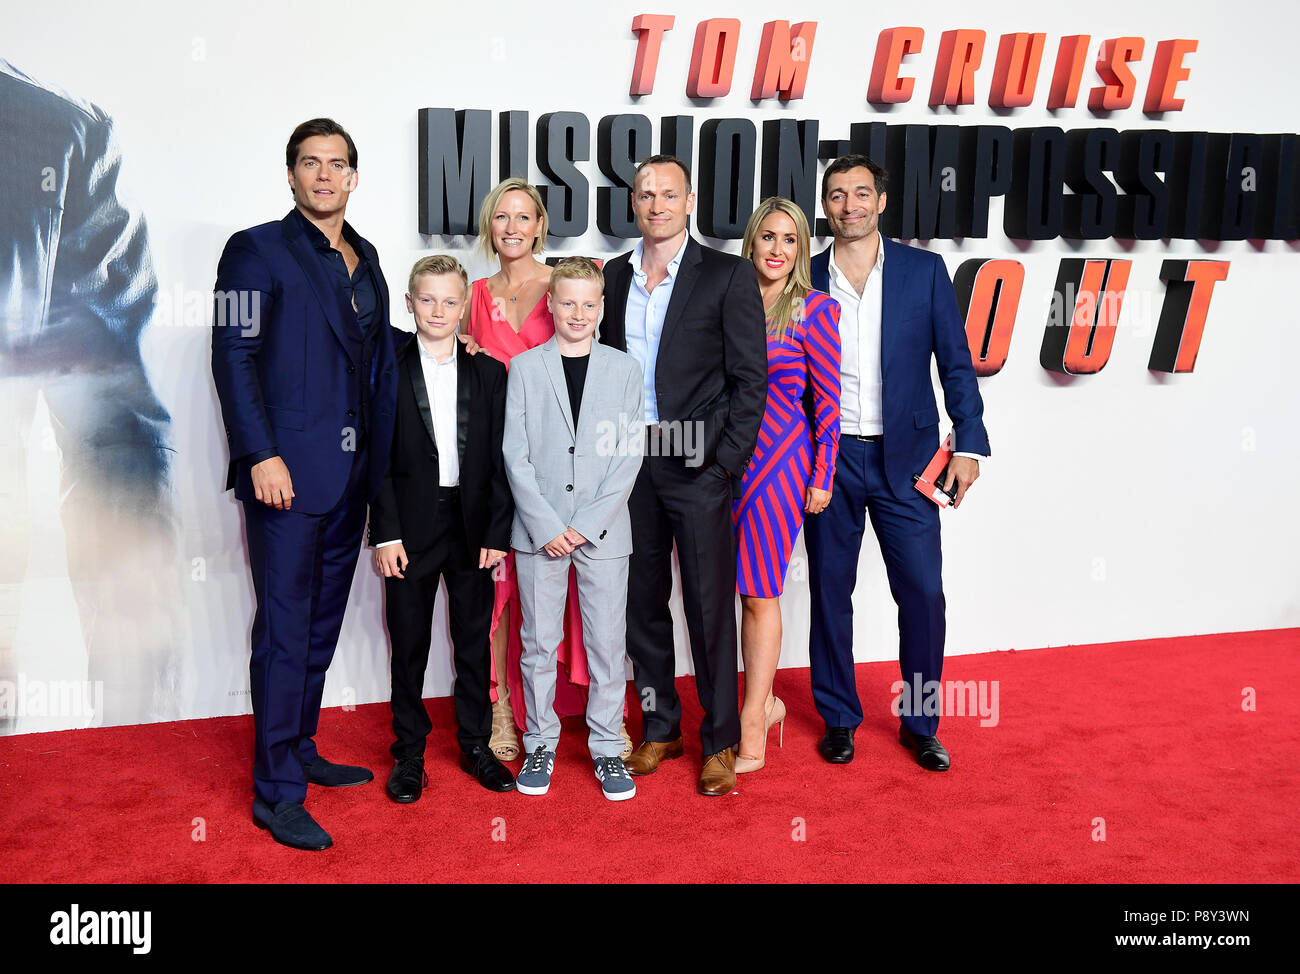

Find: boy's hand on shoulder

[563,527,588,547]
[543,533,575,558]
[479,547,507,570]
[375,543,409,579]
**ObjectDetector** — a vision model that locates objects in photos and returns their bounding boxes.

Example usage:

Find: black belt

[846,434,883,442]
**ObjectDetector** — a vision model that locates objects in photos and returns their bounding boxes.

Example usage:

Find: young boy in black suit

[369,255,515,801]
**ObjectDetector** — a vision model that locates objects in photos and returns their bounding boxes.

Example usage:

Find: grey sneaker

[516,746,555,796]
[594,756,636,801]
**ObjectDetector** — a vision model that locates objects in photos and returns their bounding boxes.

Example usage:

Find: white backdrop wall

[4,0,1298,732]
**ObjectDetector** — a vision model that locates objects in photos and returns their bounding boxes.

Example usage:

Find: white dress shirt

[418,337,460,487]
[827,233,985,460]
[625,233,689,425]
[826,236,885,437]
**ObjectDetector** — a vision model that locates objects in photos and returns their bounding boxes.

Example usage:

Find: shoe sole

[460,762,519,792]
[898,737,950,771]
[626,746,684,776]
[516,781,550,796]
[306,775,374,787]
[252,814,333,851]
[386,789,421,804]
[602,788,636,801]
[696,785,735,797]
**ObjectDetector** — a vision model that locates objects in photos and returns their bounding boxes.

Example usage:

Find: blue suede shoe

[304,756,374,787]
[252,798,333,850]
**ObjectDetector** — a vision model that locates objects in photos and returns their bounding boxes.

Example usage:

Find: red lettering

[751,20,817,100]
[868,26,924,104]
[958,259,1025,377]
[1088,36,1145,112]
[989,32,1047,109]
[930,29,986,107]
[687,18,741,98]
[1041,259,1131,375]
[629,14,676,96]
[1144,38,1197,113]
[1047,35,1091,109]
[1149,260,1229,373]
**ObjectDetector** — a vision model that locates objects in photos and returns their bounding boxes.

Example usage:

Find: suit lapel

[282,212,360,362]
[657,236,702,357]
[810,247,831,294]
[455,341,471,468]
[573,343,607,444]
[879,237,909,378]
[602,255,633,351]
[540,339,576,439]
[405,342,438,452]
[360,234,388,336]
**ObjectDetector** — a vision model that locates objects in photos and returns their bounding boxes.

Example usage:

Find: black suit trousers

[384,491,494,759]
[627,445,740,755]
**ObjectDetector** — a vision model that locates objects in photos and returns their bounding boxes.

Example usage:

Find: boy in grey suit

[503,257,644,801]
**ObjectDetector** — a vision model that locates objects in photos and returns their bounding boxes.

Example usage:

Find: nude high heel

[735,696,786,774]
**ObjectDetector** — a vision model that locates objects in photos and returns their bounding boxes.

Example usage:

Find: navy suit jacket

[211,210,398,515]
[810,238,989,499]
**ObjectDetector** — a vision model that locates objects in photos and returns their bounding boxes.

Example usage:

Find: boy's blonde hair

[477,177,549,259]
[408,254,469,296]
[548,255,604,291]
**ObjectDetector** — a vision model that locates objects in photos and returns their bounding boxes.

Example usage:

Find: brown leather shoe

[698,747,736,796]
[625,737,684,776]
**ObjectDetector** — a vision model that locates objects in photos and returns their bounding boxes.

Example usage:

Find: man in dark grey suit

[598,156,768,796]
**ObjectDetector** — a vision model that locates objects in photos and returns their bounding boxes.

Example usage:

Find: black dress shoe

[252,798,332,851]
[459,746,517,792]
[899,727,951,771]
[386,757,427,803]
[304,756,374,787]
[818,726,855,763]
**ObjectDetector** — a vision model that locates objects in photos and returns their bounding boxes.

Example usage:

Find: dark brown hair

[286,118,358,170]
[821,154,888,200]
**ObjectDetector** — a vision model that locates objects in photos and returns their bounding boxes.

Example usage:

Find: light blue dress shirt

[624,233,689,425]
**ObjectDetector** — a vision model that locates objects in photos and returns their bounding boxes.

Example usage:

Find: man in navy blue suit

[805,155,989,772]
[211,119,397,849]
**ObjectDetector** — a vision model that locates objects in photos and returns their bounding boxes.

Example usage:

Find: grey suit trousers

[516,545,629,759]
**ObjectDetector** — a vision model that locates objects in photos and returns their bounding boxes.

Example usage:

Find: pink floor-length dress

[469,277,593,727]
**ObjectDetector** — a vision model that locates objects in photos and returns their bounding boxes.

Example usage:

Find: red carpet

[1,629,1297,883]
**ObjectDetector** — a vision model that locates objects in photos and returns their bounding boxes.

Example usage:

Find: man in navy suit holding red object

[211,118,398,849]
[806,155,989,772]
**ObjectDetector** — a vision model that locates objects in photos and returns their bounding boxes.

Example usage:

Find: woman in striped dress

[734,197,842,773]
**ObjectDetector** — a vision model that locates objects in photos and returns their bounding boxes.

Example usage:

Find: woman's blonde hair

[477,178,548,259]
[741,197,811,342]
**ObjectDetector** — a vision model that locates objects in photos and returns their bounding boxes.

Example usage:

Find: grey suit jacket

[504,338,644,559]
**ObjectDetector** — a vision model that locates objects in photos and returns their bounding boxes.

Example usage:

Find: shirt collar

[631,233,689,283]
[417,336,458,366]
[292,207,365,258]
[828,231,885,288]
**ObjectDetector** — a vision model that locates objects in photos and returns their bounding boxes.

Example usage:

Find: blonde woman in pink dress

[468,178,631,761]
